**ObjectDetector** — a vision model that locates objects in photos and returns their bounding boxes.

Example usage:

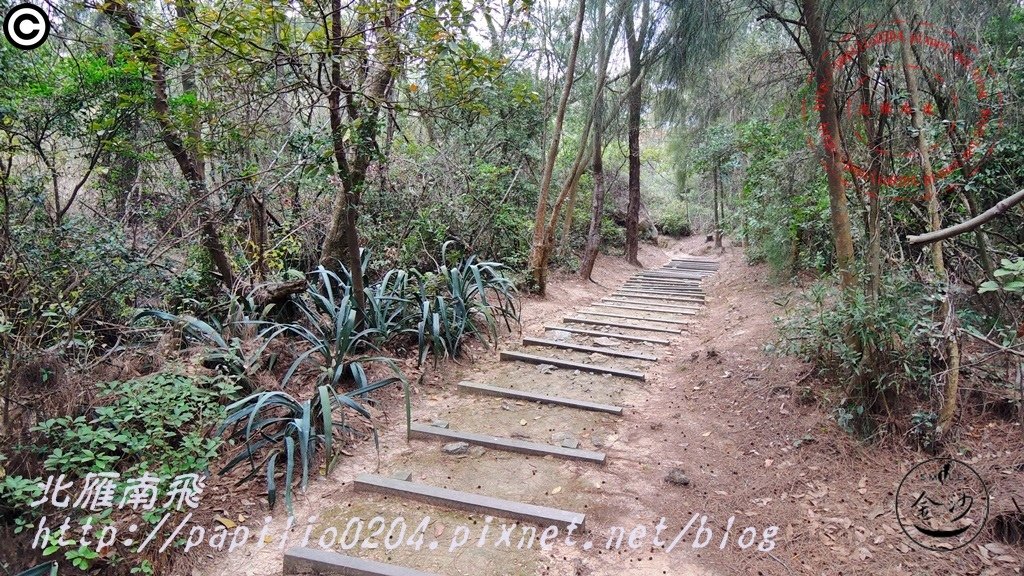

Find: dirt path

[194,237,1023,576]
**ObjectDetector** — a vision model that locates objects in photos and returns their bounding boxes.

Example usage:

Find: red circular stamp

[803,20,1004,201]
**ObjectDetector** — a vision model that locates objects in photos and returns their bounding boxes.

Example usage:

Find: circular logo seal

[3,3,50,50]
[803,20,1003,202]
[896,457,989,551]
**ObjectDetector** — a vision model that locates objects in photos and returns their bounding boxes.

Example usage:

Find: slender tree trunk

[580,0,616,280]
[713,163,722,248]
[624,52,643,263]
[101,0,234,289]
[897,11,960,434]
[855,36,887,303]
[802,0,856,290]
[527,0,586,293]
[321,0,400,312]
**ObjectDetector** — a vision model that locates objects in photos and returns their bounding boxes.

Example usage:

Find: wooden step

[613,291,704,303]
[284,548,437,576]
[591,302,695,316]
[563,317,682,335]
[626,278,708,286]
[457,381,624,415]
[602,295,700,309]
[354,474,586,529]
[637,273,703,281]
[624,281,706,290]
[409,423,607,464]
[499,350,646,380]
[601,298,699,312]
[579,310,690,325]
[543,325,670,345]
[522,336,658,361]
[623,284,705,294]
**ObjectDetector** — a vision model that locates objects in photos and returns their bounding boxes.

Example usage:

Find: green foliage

[736,119,831,277]
[217,383,380,511]
[412,244,519,365]
[32,372,237,479]
[778,275,942,434]
[656,200,692,237]
[259,264,404,390]
[979,258,1024,294]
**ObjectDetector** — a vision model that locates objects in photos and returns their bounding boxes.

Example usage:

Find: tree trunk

[897,11,960,434]
[526,0,587,293]
[580,0,617,281]
[624,18,643,265]
[101,0,235,289]
[321,0,401,312]
[713,163,722,248]
[802,0,856,291]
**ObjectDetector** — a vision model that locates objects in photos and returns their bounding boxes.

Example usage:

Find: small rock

[500,401,513,411]
[551,432,572,443]
[536,364,556,374]
[593,337,621,347]
[665,468,691,486]
[560,438,580,449]
[548,330,572,341]
[443,442,470,455]
[430,419,450,429]
[650,422,664,431]
[588,353,609,364]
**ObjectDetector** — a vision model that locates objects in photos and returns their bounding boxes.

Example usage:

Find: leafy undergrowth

[1,245,519,575]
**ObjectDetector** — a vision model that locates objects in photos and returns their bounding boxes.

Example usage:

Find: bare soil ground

[193,236,1023,576]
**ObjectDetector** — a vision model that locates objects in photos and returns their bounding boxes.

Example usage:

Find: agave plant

[260,266,404,389]
[217,381,397,511]
[133,308,270,386]
[413,241,519,365]
[362,268,414,345]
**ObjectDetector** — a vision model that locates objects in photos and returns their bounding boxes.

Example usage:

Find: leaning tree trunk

[101,0,235,289]
[713,162,722,248]
[802,0,856,291]
[526,0,586,293]
[897,11,960,435]
[580,0,617,280]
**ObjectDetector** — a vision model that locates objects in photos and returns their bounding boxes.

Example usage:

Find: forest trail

[195,237,1022,576]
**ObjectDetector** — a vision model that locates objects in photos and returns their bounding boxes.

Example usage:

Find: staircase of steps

[281,257,719,575]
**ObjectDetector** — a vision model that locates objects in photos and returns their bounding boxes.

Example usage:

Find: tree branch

[907,189,1024,246]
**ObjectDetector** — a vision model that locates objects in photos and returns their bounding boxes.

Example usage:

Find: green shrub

[777,274,942,434]
[656,201,693,237]
[32,371,237,479]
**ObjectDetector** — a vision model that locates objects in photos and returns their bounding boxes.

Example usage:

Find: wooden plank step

[283,548,437,576]
[614,291,704,303]
[620,286,705,295]
[522,336,659,361]
[624,283,705,293]
[499,350,646,380]
[457,381,624,415]
[543,325,670,345]
[602,298,699,312]
[579,310,691,325]
[592,302,696,316]
[633,276,703,284]
[630,278,704,286]
[409,423,607,464]
[563,317,682,334]
[354,474,586,529]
